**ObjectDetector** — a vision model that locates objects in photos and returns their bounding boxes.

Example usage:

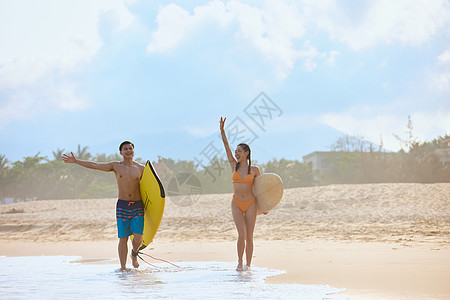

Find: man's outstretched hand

[62,152,76,164]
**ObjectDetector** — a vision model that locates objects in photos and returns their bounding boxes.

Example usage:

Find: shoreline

[2,239,449,299]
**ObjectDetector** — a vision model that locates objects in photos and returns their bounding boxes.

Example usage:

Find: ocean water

[0,256,348,300]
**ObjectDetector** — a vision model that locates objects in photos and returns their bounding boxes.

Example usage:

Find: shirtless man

[62,141,144,271]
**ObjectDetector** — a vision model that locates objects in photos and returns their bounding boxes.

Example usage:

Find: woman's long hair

[235,143,251,174]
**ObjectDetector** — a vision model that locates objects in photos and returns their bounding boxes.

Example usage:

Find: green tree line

[320,134,450,185]
[1,132,449,203]
[0,146,124,203]
[0,145,315,203]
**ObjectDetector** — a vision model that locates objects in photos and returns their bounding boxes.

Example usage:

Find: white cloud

[327,50,339,65]
[438,47,450,64]
[147,0,450,81]
[0,93,34,125]
[319,105,450,151]
[309,0,450,50]
[0,0,134,86]
[0,80,89,127]
[268,113,321,132]
[184,124,217,138]
[147,1,233,53]
[51,83,90,112]
[147,3,200,53]
[0,0,134,126]
[434,71,450,91]
[432,46,450,91]
[147,1,325,79]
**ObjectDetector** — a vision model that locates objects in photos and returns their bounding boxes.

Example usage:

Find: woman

[220,117,261,271]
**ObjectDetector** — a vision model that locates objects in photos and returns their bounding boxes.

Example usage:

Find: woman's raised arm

[220,117,236,170]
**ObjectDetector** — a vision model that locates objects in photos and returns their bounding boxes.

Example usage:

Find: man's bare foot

[119,266,130,272]
[131,250,140,268]
[243,265,250,271]
[131,256,139,268]
[236,260,244,271]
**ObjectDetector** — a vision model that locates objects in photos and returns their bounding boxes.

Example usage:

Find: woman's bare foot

[236,260,244,271]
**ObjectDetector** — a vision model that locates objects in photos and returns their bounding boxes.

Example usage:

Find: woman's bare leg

[244,202,257,268]
[232,200,246,271]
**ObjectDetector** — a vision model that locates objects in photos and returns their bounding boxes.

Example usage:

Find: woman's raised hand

[220,117,226,131]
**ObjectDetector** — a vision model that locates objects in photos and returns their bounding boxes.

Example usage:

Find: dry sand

[1,183,449,299]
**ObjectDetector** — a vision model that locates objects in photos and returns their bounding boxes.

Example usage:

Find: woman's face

[235,146,248,163]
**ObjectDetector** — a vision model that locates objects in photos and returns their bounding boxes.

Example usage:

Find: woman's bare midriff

[233,182,255,202]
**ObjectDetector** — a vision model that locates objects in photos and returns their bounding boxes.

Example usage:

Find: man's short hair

[119,141,134,151]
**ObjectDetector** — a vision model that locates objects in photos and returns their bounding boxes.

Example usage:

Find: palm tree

[76,144,92,160]
[0,155,8,203]
[0,154,8,169]
[52,148,65,161]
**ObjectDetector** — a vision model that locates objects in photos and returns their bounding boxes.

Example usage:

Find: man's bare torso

[113,161,144,200]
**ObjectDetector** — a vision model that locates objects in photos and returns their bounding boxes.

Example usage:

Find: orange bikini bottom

[233,195,255,213]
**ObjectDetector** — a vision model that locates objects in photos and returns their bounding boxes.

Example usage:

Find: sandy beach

[1,183,449,299]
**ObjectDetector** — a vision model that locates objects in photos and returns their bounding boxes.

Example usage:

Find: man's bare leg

[118,237,128,271]
[131,234,143,268]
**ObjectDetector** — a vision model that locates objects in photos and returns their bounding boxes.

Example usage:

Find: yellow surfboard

[136,160,165,250]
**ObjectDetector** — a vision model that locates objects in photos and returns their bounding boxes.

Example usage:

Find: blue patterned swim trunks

[116,199,144,238]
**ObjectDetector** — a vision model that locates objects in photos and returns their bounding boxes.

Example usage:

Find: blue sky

[1,0,449,164]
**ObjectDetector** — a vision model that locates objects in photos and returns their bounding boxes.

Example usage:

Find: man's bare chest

[115,165,141,182]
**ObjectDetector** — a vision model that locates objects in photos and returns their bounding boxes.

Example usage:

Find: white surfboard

[253,173,283,215]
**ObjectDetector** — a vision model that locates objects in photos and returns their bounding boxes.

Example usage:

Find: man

[62,141,145,271]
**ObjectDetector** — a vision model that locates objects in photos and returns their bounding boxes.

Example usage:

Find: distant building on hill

[304,138,450,180]
[435,137,450,164]
[302,151,349,181]
[302,151,397,180]
[302,152,334,175]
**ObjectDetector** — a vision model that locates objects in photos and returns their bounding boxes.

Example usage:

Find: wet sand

[1,183,449,299]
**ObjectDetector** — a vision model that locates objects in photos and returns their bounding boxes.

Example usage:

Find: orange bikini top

[232,170,254,185]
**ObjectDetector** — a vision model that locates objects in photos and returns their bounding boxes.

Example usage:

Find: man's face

[120,144,134,159]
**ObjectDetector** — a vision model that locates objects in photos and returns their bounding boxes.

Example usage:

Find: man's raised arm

[62,152,115,172]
